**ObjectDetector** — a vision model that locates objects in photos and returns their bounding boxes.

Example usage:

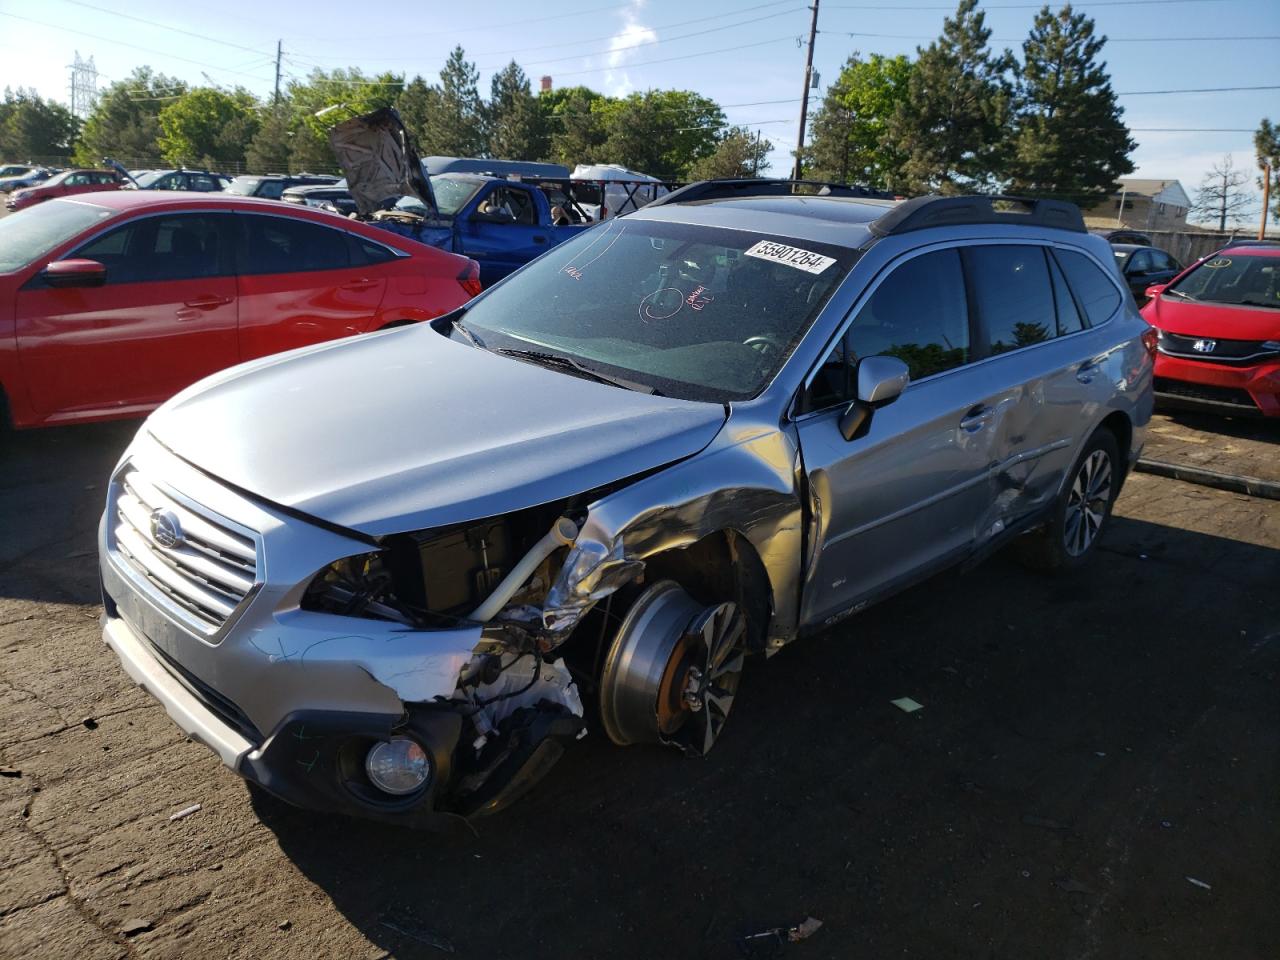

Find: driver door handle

[182,295,231,309]
[959,404,993,432]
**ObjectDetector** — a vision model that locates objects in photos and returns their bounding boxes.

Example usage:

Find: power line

[550,36,799,80]
[53,0,275,57]
[291,0,799,64]
[1118,84,1280,95]
[839,30,1280,42]
[0,12,277,84]
[826,0,1235,8]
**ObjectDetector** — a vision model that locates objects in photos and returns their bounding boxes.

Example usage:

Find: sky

[1,0,1278,224]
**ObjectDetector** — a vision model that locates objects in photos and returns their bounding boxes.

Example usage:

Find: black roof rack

[869,194,1085,236]
[647,178,896,207]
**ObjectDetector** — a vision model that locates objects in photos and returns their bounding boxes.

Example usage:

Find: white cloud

[601,2,657,97]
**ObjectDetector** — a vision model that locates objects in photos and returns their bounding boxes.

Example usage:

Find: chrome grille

[112,467,259,632]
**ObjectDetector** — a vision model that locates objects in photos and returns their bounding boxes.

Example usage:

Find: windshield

[225,176,263,196]
[430,176,483,217]
[1169,253,1280,307]
[132,171,167,188]
[0,198,114,273]
[459,219,856,402]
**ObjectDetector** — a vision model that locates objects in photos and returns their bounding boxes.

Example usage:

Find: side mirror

[1144,283,1167,300]
[43,258,106,289]
[838,355,910,442]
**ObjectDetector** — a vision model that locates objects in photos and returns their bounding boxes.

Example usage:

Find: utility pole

[752,129,762,176]
[274,40,282,104]
[1260,161,1272,240]
[792,0,820,182]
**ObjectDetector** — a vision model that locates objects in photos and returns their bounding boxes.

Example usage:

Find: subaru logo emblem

[1192,339,1216,353]
[150,509,183,549]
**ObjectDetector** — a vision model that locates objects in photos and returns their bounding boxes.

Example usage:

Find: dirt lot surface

[1,413,1277,960]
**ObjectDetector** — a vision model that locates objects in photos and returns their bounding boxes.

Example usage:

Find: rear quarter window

[1055,249,1122,325]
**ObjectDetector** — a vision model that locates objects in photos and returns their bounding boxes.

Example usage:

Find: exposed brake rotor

[598,580,746,756]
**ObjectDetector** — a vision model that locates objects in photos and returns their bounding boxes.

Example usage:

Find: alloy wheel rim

[662,601,746,757]
[1064,449,1113,557]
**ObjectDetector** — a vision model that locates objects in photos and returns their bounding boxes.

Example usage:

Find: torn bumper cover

[97,434,584,825]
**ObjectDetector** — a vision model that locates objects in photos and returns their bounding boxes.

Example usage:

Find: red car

[0,192,481,429]
[1141,244,1280,417]
[5,168,124,212]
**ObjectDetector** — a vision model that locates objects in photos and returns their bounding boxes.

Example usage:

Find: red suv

[6,168,124,211]
[1141,244,1280,416]
[0,192,481,429]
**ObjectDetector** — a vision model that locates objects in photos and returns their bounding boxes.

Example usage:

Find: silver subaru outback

[99,182,1154,825]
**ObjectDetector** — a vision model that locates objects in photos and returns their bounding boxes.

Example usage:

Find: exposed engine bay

[296,496,759,816]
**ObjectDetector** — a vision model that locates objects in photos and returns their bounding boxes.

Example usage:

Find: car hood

[1142,295,1280,340]
[146,328,728,537]
[328,107,439,218]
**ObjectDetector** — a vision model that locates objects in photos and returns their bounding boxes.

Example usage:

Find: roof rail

[647,178,896,207]
[868,194,1085,236]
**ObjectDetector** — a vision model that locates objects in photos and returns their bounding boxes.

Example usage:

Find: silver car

[99,185,1155,824]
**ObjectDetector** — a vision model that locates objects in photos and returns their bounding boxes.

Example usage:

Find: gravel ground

[1,413,1277,960]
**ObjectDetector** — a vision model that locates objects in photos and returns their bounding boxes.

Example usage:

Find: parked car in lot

[1142,244,1280,416]
[5,168,124,211]
[0,166,56,193]
[282,179,357,216]
[224,173,340,200]
[1111,243,1182,302]
[0,191,481,429]
[0,163,34,178]
[331,109,594,285]
[107,161,232,192]
[97,184,1153,826]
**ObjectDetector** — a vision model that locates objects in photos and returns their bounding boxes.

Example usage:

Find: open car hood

[328,107,438,218]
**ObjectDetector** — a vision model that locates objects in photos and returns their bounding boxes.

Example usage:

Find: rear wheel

[598,580,746,756]
[1015,428,1121,572]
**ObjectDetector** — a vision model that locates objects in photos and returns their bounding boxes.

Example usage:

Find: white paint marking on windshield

[743,240,836,275]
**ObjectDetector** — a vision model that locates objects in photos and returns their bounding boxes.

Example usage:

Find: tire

[1014,428,1121,572]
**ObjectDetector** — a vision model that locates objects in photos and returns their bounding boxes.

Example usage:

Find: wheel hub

[598,580,746,755]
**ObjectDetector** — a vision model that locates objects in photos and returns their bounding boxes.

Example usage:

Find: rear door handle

[959,405,993,432]
[183,295,231,309]
[341,278,377,291]
[532,235,548,244]
[1076,359,1102,383]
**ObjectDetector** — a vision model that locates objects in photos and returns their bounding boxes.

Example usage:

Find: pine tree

[806,53,912,188]
[245,106,292,173]
[1008,4,1134,206]
[884,0,1012,194]
[416,47,484,157]
[542,86,608,168]
[688,127,772,180]
[486,61,546,160]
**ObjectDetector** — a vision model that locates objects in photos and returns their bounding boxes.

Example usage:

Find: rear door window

[965,245,1056,354]
[348,234,397,266]
[1054,249,1122,325]
[239,214,350,274]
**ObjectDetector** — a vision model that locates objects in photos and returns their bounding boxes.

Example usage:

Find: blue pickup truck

[329,109,593,285]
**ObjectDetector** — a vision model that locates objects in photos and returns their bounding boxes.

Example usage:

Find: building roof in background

[1114,178,1191,206]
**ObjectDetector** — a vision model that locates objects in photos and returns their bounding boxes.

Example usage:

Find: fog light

[365,737,430,795]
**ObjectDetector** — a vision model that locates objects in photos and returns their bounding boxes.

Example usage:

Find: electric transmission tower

[68,52,99,119]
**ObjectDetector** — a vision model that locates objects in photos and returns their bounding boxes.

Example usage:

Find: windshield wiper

[1163,288,1197,301]
[494,348,660,395]
[451,317,486,348]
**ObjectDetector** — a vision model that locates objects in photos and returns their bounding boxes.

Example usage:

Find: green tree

[486,61,546,160]
[287,68,404,173]
[598,90,724,178]
[396,75,441,152]
[414,47,484,157]
[75,67,187,165]
[1007,4,1134,206]
[885,0,1012,194]
[245,106,292,173]
[688,127,772,180]
[806,53,913,187]
[157,87,259,167]
[0,88,80,159]
[541,85,609,167]
[1256,118,1280,224]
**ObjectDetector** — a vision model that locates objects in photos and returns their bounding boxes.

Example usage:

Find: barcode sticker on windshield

[743,240,836,275]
